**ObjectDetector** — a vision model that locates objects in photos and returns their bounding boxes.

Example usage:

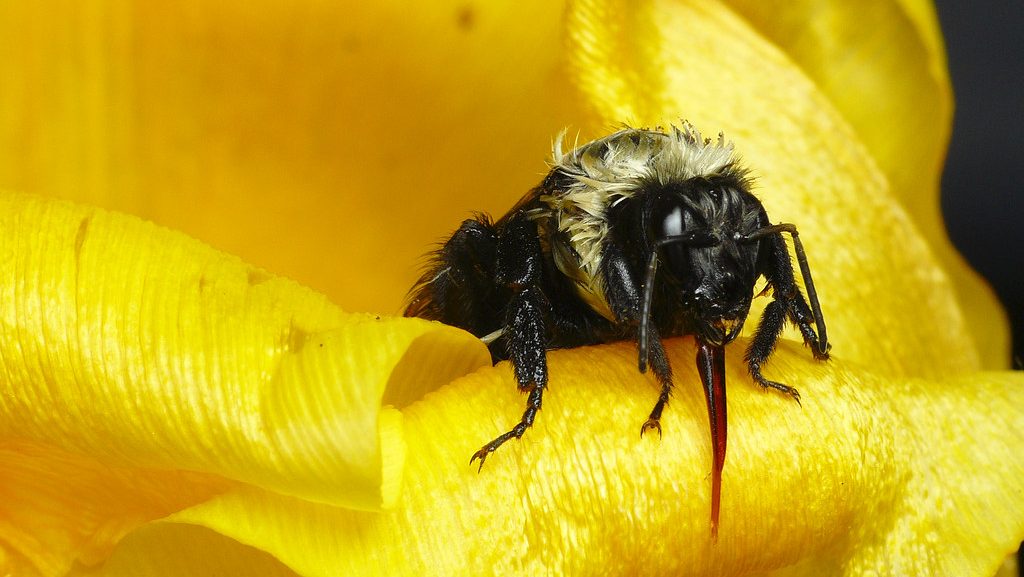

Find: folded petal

[127,343,1024,576]
[0,192,489,574]
[564,0,982,377]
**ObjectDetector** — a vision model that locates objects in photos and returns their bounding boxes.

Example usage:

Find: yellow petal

[0,441,230,577]
[721,0,949,214]
[2,2,1017,576]
[122,344,1024,576]
[68,524,299,577]
[0,0,574,313]
[564,0,980,377]
[0,192,489,574]
[719,0,1009,368]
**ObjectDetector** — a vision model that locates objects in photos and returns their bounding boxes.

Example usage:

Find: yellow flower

[0,1,1021,576]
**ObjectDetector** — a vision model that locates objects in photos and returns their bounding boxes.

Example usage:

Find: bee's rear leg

[470,380,544,471]
[471,212,549,470]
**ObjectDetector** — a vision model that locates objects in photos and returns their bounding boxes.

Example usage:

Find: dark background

[934,1,1023,570]
[936,1,1023,365]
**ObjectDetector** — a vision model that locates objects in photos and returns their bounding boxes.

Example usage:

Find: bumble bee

[405,123,829,532]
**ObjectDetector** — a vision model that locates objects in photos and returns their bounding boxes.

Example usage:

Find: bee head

[644,178,766,345]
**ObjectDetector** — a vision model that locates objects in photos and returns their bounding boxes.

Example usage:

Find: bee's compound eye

[662,206,684,238]
[649,202,692,277]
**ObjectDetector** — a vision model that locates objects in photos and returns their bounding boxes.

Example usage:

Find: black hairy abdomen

[405,210,622,363]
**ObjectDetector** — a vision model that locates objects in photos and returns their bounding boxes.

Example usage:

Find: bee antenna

[740,223,829,355]
[639,251,660,373]
[639,231,719,372]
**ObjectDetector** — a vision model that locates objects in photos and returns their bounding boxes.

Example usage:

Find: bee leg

[600,246,674,436]
[747,231,815,402]
[746,296,802,402]
[470,376,544,471]
[640,334,672,438]
[789,294,830,361]
[470,213,548,470]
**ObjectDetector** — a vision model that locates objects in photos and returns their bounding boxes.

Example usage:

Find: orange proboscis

[696,340,727,538]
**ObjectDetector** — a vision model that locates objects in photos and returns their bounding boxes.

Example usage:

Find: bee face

[646,180,765,345]
[685,244,755,345]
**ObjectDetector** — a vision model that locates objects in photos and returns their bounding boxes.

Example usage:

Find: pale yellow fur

[539,123,739,319]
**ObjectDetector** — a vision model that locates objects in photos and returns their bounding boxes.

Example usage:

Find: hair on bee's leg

[470,212,549,471]
[782,227,829,357]
[743,224,831,401]
[743,231,808,402]
[745,299,800,402]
